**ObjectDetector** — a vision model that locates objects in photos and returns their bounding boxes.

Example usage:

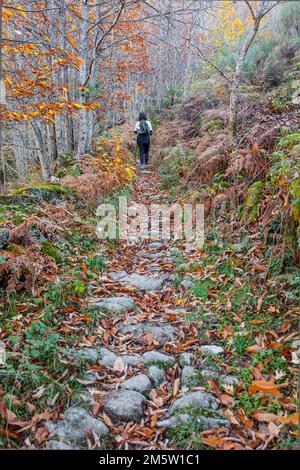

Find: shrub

[62,136,136,205]
[159,146,193,190]
[163,85,184,108]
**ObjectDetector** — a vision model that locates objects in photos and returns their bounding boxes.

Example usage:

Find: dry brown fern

[62,172,119,205]
[9,216,62,247]
[0,248,58,294]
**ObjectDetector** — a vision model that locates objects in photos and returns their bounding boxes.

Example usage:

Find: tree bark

[12,126,26,179]
[228,21,260,144]
[48,121,59,163]
[31,121,51,179]
[0,0,4,187]
[60,0,75,154]
[77,1,89,157]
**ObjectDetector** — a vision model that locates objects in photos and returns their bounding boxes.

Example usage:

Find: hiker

[134,112,153,166]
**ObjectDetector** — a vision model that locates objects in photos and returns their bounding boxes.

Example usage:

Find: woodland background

[0,1,298,179]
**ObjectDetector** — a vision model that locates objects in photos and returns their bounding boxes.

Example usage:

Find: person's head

[139,112,147,121]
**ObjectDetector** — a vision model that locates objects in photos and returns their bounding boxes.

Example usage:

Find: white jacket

[134,120,153,134]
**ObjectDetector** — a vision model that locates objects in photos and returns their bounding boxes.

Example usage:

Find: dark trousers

[137,136,150,165]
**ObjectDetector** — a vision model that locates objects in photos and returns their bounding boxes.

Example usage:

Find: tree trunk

[60,0,75,153]
[77,1,89,157]
[0,0,5,188]
[48,121,59,164]
[31,121,51,179]
[12,125,26,179]
[228,20,260,144]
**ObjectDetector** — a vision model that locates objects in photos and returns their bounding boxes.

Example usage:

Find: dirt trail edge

[45,167,241,450]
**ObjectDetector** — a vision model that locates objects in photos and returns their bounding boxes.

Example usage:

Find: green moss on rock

[0,194,31,206]
[13,183,73,199]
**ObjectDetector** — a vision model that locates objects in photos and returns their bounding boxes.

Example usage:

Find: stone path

[46,167,238,450]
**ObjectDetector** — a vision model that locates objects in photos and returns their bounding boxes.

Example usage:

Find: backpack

[138,120,150,136]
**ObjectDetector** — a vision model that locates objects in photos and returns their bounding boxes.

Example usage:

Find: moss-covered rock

[12,183,74,203]
[242,181,264,224]
[0,194,31,206]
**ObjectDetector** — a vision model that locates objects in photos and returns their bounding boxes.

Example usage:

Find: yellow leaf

[67,34,77,50]
[15,6,28,17]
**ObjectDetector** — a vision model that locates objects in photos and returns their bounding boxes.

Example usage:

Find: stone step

[104,390,146,422]
[91,296,137,314]
[108,271,167,291]
[118,321,176,343]
[45,407,108,445]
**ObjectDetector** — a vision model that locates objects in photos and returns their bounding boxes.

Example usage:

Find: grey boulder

[168,247,182,257]
[48,440,77,450]
[66,348,98,365]
[92,296,136,314]
[45,407,108,444]
[201,369,240,386]
[181,366,198,385]
[157,413,229,430]
[98,349,143,368]
[142,351,175,367]
[139,252,163,260]
[168,391,219,415]
[147,242,163,249]
[82,371,100,384]
[147,366,165,387]
[121,273,166,291]
[181,367,240,387]
[98,348,118,368]
[104,390,146,422]
[119,322,175,343]
[120,374,152,395]
[291,340,300,350]
[179,352,194,367]
[200,345,224,356]
[120,354,143,367]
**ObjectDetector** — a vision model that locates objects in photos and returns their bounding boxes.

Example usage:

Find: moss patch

[11,183,75,203]
[41,241,64,264]
[242,181,264,223]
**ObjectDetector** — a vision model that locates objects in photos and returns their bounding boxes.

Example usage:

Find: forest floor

[45,165,299,450]
[0,162,298,451]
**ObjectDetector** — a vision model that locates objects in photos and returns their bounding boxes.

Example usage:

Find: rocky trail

[45,167,237,450]
[1,0,300,455]
[1,159,298,451]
